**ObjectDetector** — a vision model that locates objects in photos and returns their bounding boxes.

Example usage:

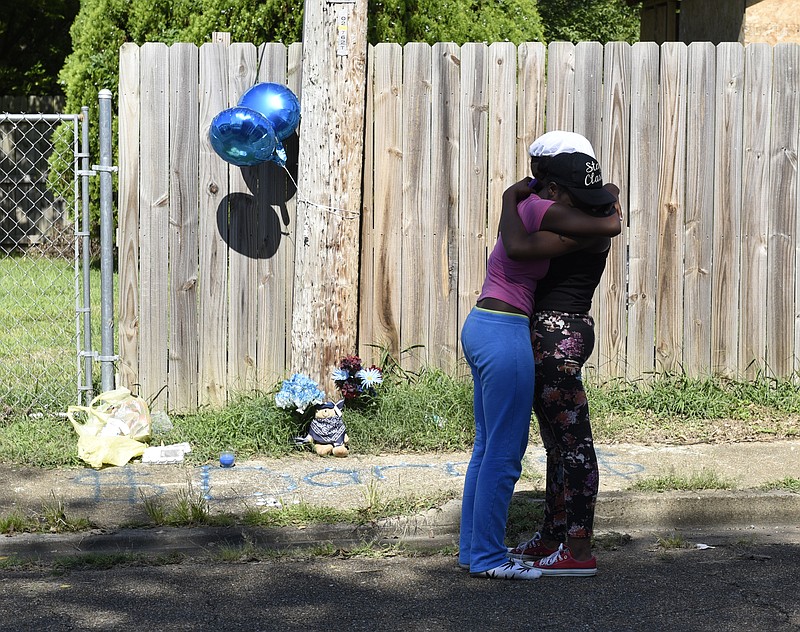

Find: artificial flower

[275,373,326,413]
[331,355,383,401]
[356,367,383,388]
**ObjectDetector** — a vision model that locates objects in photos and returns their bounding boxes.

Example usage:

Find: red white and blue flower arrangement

[331,355,383,403]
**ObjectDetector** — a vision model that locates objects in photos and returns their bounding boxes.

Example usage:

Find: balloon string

[281,164,361,220]
[298,200,361,220]
[282,164,298,188]
[255,44,267,84]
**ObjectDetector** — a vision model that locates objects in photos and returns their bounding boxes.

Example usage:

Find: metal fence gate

[1,94,116,416]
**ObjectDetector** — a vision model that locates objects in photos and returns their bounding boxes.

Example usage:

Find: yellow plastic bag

[67,388,152,468]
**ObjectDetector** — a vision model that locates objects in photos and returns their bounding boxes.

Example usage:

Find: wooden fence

[118,40,800,412]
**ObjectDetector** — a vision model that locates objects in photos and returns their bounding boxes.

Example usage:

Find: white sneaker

[470,559,542,580]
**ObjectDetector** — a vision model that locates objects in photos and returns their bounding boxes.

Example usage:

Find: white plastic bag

[67,388,152,468]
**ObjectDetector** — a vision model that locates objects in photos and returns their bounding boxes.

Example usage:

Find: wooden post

[211,32,231,46]
[291,0,368,394]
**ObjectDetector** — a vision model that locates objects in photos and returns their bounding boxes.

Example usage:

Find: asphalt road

[2,525,799,631]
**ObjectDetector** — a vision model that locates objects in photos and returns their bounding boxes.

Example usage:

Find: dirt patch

[585,412,800,445]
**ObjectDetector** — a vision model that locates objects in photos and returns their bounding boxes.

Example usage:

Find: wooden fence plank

[226,43,259,393]
[794,51,800,378]
[595,41,631,378]
[626,42,660,379]
[767,44,800,376]
[168,43,199,412]
[740,43,772,379]
[574,41,604,154]
[255,43,292,388]
[428,42,460,373]
[198,43,229,407]
[358,44,377,367]
[786,45,800,378]
[516,43,546,181]
[487,42,517,245]
[457,43,489,339]
[138,43,170,407]
[683,42,716,377]
[286,42,302,374]
[576,41,605,374]
[712,43,744,377]
[546,42,575,131]
[400,42,432,371]
[117,43,140,391]
[655,42,687,374]
[370,43,403,358]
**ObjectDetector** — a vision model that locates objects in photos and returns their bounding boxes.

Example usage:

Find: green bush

[537,0,641,44]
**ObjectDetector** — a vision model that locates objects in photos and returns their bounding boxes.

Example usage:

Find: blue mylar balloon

[208,107,278,167]
[238,82,301,141]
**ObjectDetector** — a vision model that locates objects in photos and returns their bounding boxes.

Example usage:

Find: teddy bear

[296,399,349,457]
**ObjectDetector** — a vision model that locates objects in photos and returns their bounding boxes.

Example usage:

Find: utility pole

[291,0,369,395]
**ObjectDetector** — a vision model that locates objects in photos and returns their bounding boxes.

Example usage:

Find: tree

[0,0,80,95]
[537,0,641,44]
[369,0,544,44]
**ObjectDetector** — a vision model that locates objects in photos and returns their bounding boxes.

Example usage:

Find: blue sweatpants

[458,307,535,572]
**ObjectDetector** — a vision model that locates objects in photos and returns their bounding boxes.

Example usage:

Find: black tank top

[534,248,610,314]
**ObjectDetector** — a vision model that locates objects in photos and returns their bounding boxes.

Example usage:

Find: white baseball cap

[528,130,596,159]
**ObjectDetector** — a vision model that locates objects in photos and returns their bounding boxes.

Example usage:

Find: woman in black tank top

[503,150,622,577]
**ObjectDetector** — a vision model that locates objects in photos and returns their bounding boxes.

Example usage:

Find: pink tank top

[477,195,554,317]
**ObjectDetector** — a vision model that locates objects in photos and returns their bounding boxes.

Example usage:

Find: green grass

[3,366,800,468]
[1,254,105,414]
[655,532,690,550]
[505,494,545,544]
[126,366,477,465]
[51,552,185,574]
[760,477,800,492]
[3,254,800,467]
[135,484,460,530]
[628,468,736,492]
[587,373,800,444]
[0,493,93,534]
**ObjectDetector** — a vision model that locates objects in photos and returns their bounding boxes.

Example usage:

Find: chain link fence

[0,110,87,416]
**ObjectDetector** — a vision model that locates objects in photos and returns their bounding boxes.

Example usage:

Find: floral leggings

[532,310,599,541]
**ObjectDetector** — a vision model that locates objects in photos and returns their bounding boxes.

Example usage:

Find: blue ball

[208,107,277,167]
[238,82,301,141]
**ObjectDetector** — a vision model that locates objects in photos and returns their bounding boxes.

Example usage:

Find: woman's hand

[506,177,535,202]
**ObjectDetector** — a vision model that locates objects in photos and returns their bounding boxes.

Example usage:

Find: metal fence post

[97,89,117,391]
[79,107,94,403]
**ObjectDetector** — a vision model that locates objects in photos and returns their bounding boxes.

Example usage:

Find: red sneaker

[532,544,597,577]
[507,532,560,561]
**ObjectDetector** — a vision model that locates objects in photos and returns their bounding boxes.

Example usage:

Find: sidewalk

[2,440,799,559]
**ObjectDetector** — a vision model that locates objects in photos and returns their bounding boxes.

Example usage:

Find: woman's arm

[507,230,597,260]
[541,183,622,236]
[499,182,595,260]
[541,202,621,237]
[500,179,621,260]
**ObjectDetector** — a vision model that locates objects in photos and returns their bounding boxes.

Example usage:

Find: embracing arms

[499,178,622,261]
